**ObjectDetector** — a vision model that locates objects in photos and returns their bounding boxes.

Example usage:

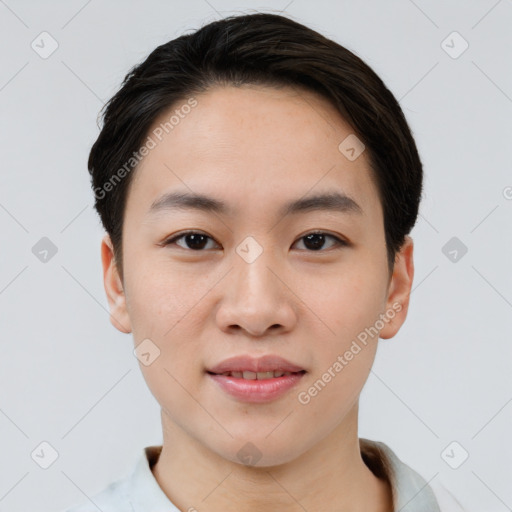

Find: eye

[162,230,347,252]
[162,231,219,251]
[292,231,347,251]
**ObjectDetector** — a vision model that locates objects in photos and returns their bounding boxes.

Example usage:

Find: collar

[126,445,177,511]
[359,438,441,511]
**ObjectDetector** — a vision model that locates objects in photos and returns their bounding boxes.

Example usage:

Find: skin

[101,84,414,511]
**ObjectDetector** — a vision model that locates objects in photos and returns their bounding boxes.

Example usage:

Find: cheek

[315,267,387,343]
[130,282,206,409]
[297,311,379,420]
[124,261,203,339]
[304,267,385,403]
[138,352,203,438]
[125,261,209,373]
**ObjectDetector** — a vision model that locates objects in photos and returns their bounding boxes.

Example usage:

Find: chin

[206,433,307,469]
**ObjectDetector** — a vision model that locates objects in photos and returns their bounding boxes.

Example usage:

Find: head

[91,13,421,467]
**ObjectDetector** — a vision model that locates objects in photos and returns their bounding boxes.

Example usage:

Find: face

[102,84,414,467]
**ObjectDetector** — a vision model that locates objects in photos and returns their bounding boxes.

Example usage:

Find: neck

[151,404,393,511]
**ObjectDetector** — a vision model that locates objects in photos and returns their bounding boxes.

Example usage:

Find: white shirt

[63,438,465,511]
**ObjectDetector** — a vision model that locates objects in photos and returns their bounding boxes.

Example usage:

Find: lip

[207,354,305,374]
[206,354,307,403]
[207,372,306,403]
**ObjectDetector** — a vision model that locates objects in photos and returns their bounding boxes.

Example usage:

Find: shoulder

[62,476,131,512]
[429,479,466,512]
[61,445,168,512]
[360,438,466,512]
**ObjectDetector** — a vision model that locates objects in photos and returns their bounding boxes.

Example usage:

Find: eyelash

[161,230,348,252]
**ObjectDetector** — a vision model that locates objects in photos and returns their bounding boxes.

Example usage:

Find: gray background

[1,1,511,510]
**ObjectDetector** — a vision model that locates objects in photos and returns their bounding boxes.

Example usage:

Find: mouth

[206,354,306,375]
[205,354,307,402]
[206,368,307,403]
[207,369,307,380]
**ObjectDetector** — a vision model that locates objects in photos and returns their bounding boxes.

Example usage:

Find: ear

[101,234,132,334]
[379,235,414,340]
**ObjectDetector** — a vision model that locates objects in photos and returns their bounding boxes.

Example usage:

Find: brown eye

[163,231,218,250]
[163,230,347,252]
[294,232,346,251]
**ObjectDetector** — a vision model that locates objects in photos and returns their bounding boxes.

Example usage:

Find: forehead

[127,84,381,222]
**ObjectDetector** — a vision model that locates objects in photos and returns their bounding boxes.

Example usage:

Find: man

[65,12,464,511]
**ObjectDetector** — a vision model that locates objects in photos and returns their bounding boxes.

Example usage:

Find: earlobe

[379,236,414,340]
[101,234,132,334]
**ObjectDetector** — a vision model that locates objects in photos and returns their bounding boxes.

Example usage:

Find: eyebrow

[148,190,363,218]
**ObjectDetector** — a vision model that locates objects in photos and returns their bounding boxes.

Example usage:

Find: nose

[215,247,297,337]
